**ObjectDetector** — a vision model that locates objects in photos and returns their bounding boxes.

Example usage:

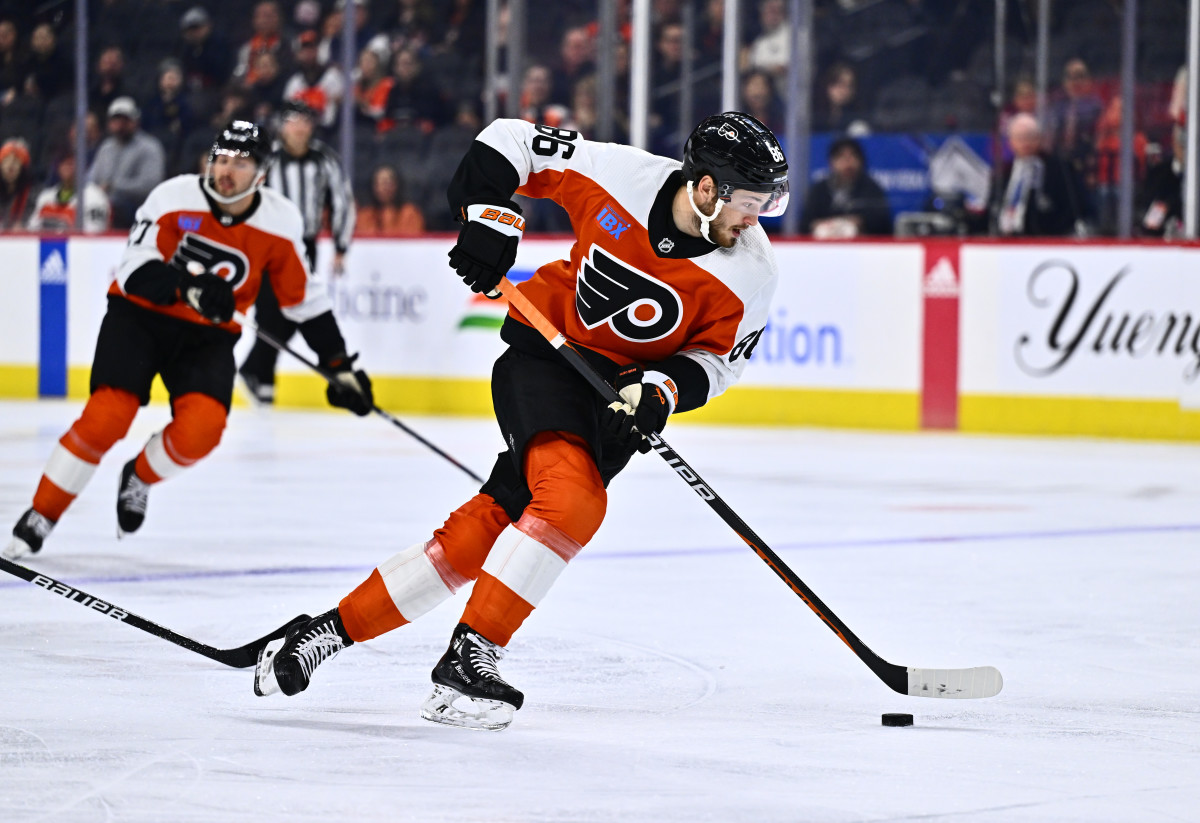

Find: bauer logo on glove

[447,202,524,298]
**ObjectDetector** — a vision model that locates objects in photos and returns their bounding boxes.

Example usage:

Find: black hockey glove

[447,203,523,298]
[601,365,675,454]
[182,269,236,324]
[324,352,374,416]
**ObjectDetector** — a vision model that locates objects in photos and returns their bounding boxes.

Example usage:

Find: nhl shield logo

[657,237,675,253]
[576,244,682,342]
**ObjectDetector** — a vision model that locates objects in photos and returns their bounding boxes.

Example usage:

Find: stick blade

[906,666,1004,699]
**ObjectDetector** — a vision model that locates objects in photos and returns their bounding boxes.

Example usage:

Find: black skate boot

[237,366,275,406]
[116,459,151,536]
[254,608,353,697]
[3,508,56,560]
[420,623,524,731]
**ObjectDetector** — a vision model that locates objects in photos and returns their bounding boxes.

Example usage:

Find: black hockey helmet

[681,112,789,216]
[209,119,269,166]
[204,120,269,204]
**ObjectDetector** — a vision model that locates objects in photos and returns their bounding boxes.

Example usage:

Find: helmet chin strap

[686,179,723,244]
[202,158,267,205]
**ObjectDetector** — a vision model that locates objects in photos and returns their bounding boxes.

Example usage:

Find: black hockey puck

[882,713,914,727]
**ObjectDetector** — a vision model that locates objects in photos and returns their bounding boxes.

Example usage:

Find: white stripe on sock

[142,432,185,480]
[43,444,98,494]
[378,543,455,621]
[481,524,568,607]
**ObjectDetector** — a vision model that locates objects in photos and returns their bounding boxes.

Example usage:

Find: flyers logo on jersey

[171,232,250,288]
[576,245,682,342]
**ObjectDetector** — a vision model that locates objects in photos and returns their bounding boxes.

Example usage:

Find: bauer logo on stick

[32,574,129,620]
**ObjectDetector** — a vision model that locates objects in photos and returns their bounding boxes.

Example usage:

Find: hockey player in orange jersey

[252,112,788,731]
[4,121,373,560]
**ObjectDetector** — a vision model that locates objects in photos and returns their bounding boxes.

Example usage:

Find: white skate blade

[253,636,287,696]
[419,683,515,731]
[2,536,34,560]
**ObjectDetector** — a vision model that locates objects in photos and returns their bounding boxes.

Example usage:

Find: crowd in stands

[0,0,1190,239]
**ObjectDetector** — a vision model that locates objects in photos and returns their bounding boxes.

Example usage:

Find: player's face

[708,189,772,248]
[211,153,259,199]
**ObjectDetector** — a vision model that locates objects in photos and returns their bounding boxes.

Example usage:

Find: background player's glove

[601,365,675,454]
[447,203,523,298]
[324,352,374,416]
[182,263,236,324]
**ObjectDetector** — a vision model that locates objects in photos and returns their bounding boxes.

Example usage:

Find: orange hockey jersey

[463,119,779,408]
[110,175,332,333]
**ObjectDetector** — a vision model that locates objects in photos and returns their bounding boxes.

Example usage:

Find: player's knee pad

[522,431,607,547]
[166,393,227,462]
[65,386,139,460]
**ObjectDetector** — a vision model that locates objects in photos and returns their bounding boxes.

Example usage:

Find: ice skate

[116,459,150,537]
[3,508,55,560]
[237,366,275,406]
[254,609,352,697]
[420,623,524,732]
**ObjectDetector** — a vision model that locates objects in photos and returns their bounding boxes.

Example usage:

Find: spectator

[695,0,726,57]
[141,59,198,174]
[353,46,394,130]
[997,75,1038,162]
[650,22,687,154]
[245,50,288,121]
[1094,95,1146,236]
[234,1,290,86]
[433,0,485,58]
[88,97,166,228]
[741,69,784,134]
[45,111,104,177]
[0,137,33,229]
[550,26,594,108]
[178,6,233,95]
[22,22,71,100]
[517,64,562,127]
[356,164,424,235]
[379,0,438,55]
[383,47,445,132]
[0,18,22,106]
[800,136,893,238]
[320,0,382,67]
[990,112,1091,237]
[282,29,346,133]
[743,0,789,81]
[26,153,111,234]
[812,62,867,134]
[1045,58,1102,204]
[1139,123,1185,238]
[88,45,127,120]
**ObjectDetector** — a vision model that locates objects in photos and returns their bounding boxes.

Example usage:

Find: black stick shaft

[1,556,297,668]
[236,312,485,485]
[497,279,909,694]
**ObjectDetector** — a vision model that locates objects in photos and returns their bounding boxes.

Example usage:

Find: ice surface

[1,399,1198,822]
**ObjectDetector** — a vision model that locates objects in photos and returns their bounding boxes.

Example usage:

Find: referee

[238,99,356,404]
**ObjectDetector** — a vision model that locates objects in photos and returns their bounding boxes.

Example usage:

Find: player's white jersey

[111,175,331,331]
[473,119,779,405]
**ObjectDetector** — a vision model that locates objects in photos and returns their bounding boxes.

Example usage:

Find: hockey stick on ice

[0,555,305,668]
[497,278,1003,699]
[228,307,486,485]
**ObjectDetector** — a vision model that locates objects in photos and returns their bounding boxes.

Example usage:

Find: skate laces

[119,473,150,514]
[466,632,506,681]
[21,510,54,538]
[292,623,345,679]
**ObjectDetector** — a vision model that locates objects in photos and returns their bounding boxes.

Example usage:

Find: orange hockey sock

[134,393,226,484]
[32,387,138,521]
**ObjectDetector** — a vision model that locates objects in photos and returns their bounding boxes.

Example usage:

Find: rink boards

[1,234,1198,440]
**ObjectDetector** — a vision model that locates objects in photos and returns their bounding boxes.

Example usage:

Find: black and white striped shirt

[265,138,355,253]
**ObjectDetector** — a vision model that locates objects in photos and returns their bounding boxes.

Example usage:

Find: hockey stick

[230,308,486,485]
[0,555,305,668]
[497,278,1003,699]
